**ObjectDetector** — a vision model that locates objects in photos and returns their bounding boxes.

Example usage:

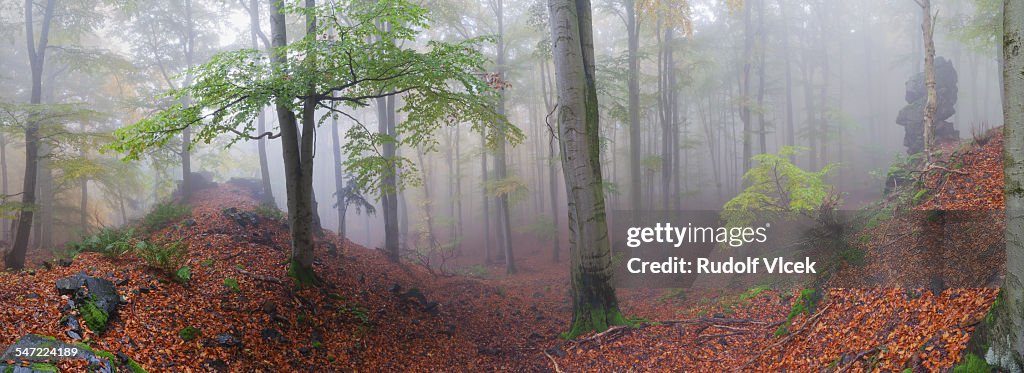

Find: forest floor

[0,131,1006,372]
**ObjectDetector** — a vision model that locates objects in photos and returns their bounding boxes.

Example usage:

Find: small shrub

[134,240,189,275]
[141,202,191,232]
[178,326,200,342]
[66,228,135,258]
[175,266,192,284]
[223,277,240,292]
[254,204,284,222]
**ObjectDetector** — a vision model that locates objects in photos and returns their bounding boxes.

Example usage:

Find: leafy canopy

[107,0,522,193]
[722,147,838,227]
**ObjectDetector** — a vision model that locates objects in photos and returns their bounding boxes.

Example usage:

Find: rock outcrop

[896,56,960,154]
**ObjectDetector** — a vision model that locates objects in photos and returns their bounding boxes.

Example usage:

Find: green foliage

[952,353,991,373]
[66,228,135,258]
[775,289,818,338]
[641,155,663,171]
[515,215,558,241]
[141,202,191,233]
[174,266,192,284]
[223,278,240,293]
[178,326,201,342]
[459,265,490,278]
[134,240,189,275]
[253,205,284,222]
[739,285,770,301]
[339,304,371,325]
[485,177,529,204]
[723,147,838,227]
[107,0,521,203]
[913,188,930,205]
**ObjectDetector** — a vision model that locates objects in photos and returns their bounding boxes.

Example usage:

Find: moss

[739,285,770,301]
[3,365,13,373]
[178,326,200,342]
[223,278,240,293]
[561,302,630,339]
[28,363,57,372]
[952,353,992,373]
[80,300,109,333]
[287,259,322,288]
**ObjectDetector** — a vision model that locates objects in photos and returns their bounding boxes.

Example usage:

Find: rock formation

[896,56,960,154]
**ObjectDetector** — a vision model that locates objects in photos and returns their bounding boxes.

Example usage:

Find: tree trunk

[6,0,55,269]
[331,108,346,238]
[919,0,937,160]
[480,128,492,263]
[0,131,8,242]
[756,0,767,155]
[740,0,753,174]
[979,1,1024,369]
[625,0,641,210]
[268,0,318,285]
[494,0,515,274]
[249,0,274,206]
[180,0,195,200]
[779,0,795,162]
[548,0,626,339]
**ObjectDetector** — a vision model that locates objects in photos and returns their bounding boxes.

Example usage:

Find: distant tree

[5,0,56,269]
[548,0,628,338]
[109,0,514,285]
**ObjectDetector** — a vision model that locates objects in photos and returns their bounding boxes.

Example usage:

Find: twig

[542,351,564,373]
[837,346,881,373]
[234,267,284,285]
[735,303,833,372]
[659,317,771,325]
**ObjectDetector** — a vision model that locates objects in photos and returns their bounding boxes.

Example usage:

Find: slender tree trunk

[779,0,795,162]
[540,59,561,262]
[250,0,274,206]
[480,129,492,263]
[180,0,195,200]
[331,108,346,238]
[493,0,515,273]
[740,0,753,174]
[548,0,626,338]
[919,0,937,160]
[756,0,767,155]
[624,0,641,210]
[6,0,55,269]
[0,132,8,242]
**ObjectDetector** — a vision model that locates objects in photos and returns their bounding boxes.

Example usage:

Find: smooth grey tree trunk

[548,0,625,338]
[625,0,641,210]
[249,0,275,206]
[493,0,515,274]
[980,2,1024,369]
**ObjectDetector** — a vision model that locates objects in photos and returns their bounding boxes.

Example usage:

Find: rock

[182,218,197,227]
[545,347,567,358]
[66,330,82,340]
[57,258,73,267]
[213,334,241,348]
[65,315,81,330]
[25,293,39,299]
[114,277,130,286]
[55,272,89,295]
[222,207,260,227]
[533,292,544,299]
[261,328,286,343]
[261,300,277,315]
[896,56,960,154]
[84,276,120,316]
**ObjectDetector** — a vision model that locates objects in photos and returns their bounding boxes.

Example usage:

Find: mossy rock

[79,300,110,333]
[0,334,146,372]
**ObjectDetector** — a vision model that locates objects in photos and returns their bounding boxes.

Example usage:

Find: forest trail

[0,130,1005,372]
